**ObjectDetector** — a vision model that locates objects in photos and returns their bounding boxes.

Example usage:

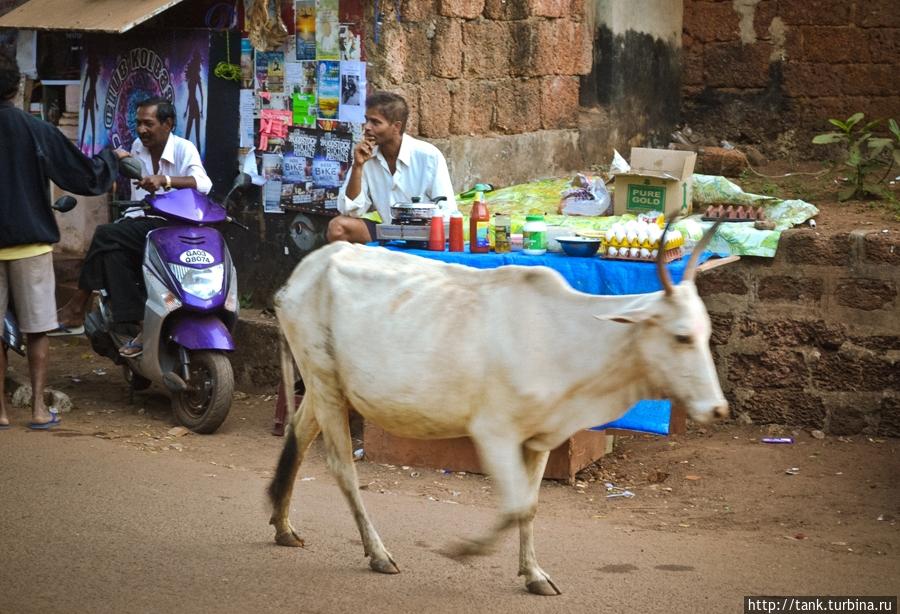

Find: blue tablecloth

[378,243,719,435]
[380,244,713,296]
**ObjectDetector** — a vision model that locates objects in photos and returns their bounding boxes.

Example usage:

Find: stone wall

[365,0,598,188]
[697,229,900,436]
[681,0,900,158]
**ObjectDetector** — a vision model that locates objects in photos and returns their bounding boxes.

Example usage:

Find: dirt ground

[3,335,897,569]
[735,159,900,232]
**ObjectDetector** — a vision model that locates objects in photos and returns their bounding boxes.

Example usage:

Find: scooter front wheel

[172,350,234,434]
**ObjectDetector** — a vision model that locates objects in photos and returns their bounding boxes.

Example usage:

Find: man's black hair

[137,96,176,128]
[0,50,21,101]
[366,91,409,133]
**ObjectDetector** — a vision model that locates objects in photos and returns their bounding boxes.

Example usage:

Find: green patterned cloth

[456,174,819,258]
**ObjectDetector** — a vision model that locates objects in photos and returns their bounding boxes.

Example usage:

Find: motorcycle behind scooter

[2,195,79,358]
[84,158,252,433]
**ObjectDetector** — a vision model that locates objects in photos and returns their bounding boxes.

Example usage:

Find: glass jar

[522,214,547,255]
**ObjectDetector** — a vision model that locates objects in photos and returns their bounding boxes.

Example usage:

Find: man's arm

[135,140,212,194]
[429,150,457,212]
[337,136,376,216]
[35,120,118,196]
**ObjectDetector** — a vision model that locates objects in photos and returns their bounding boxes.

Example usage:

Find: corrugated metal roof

[0,0,188,33]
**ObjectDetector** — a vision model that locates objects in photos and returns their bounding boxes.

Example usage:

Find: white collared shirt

[337,133,457,223]
[130,133,212,200]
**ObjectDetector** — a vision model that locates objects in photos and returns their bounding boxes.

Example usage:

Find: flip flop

[0,423,10,431]
[28,412,61,430]
[119,339,143,358]
[47,324,85,337]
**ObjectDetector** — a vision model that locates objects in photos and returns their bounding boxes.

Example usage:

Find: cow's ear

[595,309,651,324]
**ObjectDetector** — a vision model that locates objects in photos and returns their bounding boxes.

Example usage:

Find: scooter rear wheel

[172,350,234,434]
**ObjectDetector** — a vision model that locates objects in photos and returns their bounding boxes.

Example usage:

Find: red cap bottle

[428,210,445,251]
[449,212,464,252]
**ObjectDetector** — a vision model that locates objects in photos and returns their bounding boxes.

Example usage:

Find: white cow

[268,221,728,596]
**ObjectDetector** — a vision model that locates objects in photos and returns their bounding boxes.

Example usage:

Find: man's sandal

[119,339,143,358]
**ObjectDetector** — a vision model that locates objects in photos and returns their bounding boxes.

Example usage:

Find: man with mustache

[55,97,212,358]
[327,91,457,243]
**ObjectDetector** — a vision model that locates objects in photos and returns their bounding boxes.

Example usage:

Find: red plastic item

[428,211,445,251]
[449,213,464,252]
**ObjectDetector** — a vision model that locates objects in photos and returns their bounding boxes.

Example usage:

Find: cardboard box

[613,148,697,217]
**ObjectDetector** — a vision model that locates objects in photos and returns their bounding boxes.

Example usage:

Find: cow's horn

[682,218,724,282]
[656,215,678,296]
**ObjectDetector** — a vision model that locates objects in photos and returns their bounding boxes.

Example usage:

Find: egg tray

[600,247,684,264]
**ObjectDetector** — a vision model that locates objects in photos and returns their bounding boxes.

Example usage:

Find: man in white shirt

[328,91,457,243]
[56,97,211,357]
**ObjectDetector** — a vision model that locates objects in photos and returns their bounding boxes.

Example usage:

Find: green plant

[812,113,900,201]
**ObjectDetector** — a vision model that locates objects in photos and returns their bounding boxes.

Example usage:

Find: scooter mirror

[52,195,78,212]
[120,156,144,180]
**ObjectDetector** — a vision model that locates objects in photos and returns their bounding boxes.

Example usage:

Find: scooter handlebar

[226,216,250,231]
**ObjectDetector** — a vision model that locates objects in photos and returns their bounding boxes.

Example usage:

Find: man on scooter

[0,51,120,430]
[55,97,212,358]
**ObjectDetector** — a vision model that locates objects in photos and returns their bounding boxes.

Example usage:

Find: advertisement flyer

[315,0,340,60]
[294,0,316,61]
[316,60,340,120]
[338,60,365,123]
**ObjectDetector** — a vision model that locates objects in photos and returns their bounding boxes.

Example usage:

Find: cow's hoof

[274,529,305,547]
[369,557,400,574]
[526,579,562,596]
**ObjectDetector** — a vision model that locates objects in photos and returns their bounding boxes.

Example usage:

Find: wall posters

[280,127,352,214]
[78,31,210,158]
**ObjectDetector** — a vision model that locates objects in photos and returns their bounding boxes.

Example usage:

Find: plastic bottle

[428,209,445,251]
[494,213,510,253]
[449,212,464,252]
[522,214,547,255]
[469,191,490,253]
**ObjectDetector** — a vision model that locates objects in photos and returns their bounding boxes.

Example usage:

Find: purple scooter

[84,159,251,433]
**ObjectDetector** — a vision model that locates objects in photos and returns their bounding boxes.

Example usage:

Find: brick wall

[698,230,900,436]
[366,0,592,139]
[682,0,900,158]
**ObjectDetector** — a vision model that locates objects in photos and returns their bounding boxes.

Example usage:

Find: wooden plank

[0,0,188,33]
[695,254,740,274]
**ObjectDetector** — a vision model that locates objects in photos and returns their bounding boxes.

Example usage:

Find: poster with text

[338,24,361,60]
[315,0,339,60]
[294,0,316,61]
[240,38,254,88]
[255,50,284,92]
[338,60,365,123]
[79,31,210,158]
[262,152,284,213]
[316,60,340,120]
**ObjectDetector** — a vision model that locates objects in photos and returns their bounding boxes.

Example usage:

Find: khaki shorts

[0,252,58,334]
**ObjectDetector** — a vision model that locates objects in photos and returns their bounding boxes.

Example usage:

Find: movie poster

[78,31,210,158]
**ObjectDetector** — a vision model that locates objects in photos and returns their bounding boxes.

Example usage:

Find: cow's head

[598,219,729,424]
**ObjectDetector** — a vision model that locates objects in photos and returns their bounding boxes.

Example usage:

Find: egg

[651,248,659,259]
[614,227,626,244]
[608,246,618,257]
[625,220,638,234]
[640,247,651,259]
[629,247,640,259]
[637,229,649,247]
[626,230,638,247]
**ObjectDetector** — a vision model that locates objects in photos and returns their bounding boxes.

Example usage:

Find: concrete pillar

[580,0,683,159]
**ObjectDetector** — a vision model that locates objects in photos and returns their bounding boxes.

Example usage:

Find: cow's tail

[268,330,299,507]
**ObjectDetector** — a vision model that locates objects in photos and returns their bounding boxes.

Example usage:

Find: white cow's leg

[269,397,320,547]
[318,408,399,574]
[517,447,560,596]
[444,431,533,558]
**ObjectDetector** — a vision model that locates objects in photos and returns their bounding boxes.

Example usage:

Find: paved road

[1,426,895,614]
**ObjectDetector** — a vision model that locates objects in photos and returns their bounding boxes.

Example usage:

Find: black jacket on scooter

[0,100,118,248]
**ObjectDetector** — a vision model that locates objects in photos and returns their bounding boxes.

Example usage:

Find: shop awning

[0,0,189,33]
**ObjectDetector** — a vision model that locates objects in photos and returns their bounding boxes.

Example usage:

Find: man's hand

[113,148,132,160]
[136,175,167,193]
[353,135,377,168]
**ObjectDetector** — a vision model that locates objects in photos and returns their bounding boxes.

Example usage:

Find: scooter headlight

[169,263,225,300]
